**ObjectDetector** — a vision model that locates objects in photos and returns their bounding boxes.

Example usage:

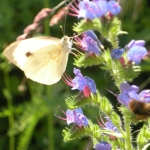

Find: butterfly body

[4,36,72,85]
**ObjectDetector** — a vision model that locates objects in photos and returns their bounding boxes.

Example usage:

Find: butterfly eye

[69,37,73,42]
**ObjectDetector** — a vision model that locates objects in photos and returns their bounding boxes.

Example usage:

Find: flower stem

[44,0,50,36]
[47,111,54,150]
[4,71,15,150]
[124,116,132,150]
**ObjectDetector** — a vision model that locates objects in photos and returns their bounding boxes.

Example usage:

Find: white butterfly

[4,36,72,85]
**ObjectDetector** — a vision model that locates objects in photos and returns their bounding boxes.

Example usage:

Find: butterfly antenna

[59,1,69,36]
[60,25,64,36]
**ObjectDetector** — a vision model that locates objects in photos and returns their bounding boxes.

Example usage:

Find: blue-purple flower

[139,90,150,103]
[63,68,97,97]
[66,108,89,126]
[95,141,111,150]
[69,0,121,20]
[127,40,147,64]
[117,82,150,108]
[98,116,120,140]
[57,108,88,126]
[107,0,121,15]
[104,117,119,133]
[111,48,124,59]
[74,30,102,55]
[83,30,103,48]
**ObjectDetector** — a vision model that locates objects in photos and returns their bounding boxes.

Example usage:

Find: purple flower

[128,40,145,49]
[83,36,101,54]
[77,0,107,20]
[95,141,112,150]
[107,0,121,15]
[78,0,101,20]
[127,40,147,64]
[117,82,150,108]
[139,90,150,103]
[69,0,121,20]
[63,68,97,97]
[83,30,103,48]
[104,117,119,133]
[98,116,119,140]
[111,48,124,59]
[117,82,139,107]
[66,108,89,126]
[74,30,102,55]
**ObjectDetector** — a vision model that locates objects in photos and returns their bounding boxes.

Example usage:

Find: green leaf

[73,53,104,68]
[100,17,126,48]
[8,97,49,136]
[101,50,141,88]
[16,118,38,150]
[62,121,101,142]
[73,18,101,34]
[65,90,104,109]
[137,124,150,150]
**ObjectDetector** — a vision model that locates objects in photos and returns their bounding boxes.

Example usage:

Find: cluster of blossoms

[63,68,97,97]
[60,0,150,149]
[70,1,148,65]
[103,117,119,134]
[111,40,148,65]
[74,30,103,55]
[66,108,89,126]
[96,116,120,149]
[98,116,119,135]
[57,107,89,127]
[75,31,148,66]
[117,82,150,108]
[69,0,121,20]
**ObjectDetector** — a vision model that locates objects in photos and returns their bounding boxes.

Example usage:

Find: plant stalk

[4,71,15,150]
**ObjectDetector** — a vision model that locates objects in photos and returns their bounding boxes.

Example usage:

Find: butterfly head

[61,35,72,51]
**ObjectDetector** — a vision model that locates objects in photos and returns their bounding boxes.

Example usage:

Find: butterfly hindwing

[23,44,69,85]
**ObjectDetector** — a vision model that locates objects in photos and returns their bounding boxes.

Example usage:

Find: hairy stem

[124,116,132,150]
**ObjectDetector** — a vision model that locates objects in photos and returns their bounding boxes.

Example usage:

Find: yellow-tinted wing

[23,44,69,85]
[4,36,60,70]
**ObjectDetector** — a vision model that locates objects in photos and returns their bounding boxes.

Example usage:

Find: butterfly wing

[23,44,69,85]
[4,36,60,70]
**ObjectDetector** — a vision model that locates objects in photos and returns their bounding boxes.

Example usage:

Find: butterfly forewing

[4,36,72,85]
[4,36,60,70]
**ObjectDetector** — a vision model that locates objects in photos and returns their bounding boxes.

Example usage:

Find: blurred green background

[0,0,150,150]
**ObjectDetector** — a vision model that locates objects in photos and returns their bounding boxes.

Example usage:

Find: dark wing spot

[26,52,32,57]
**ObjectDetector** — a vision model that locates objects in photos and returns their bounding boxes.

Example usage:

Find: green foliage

[63,121,101,142]
[1,0,150,150]
[101,50,141,88]
[17,118,38,150]
[102,18,127,48]
[73,17,127,48]
[74,53,104,68]
[73,18,101,34]
[8,97,49,136]
[74,49,141,89]
[65,90,103,109]
[136,120,150,150]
